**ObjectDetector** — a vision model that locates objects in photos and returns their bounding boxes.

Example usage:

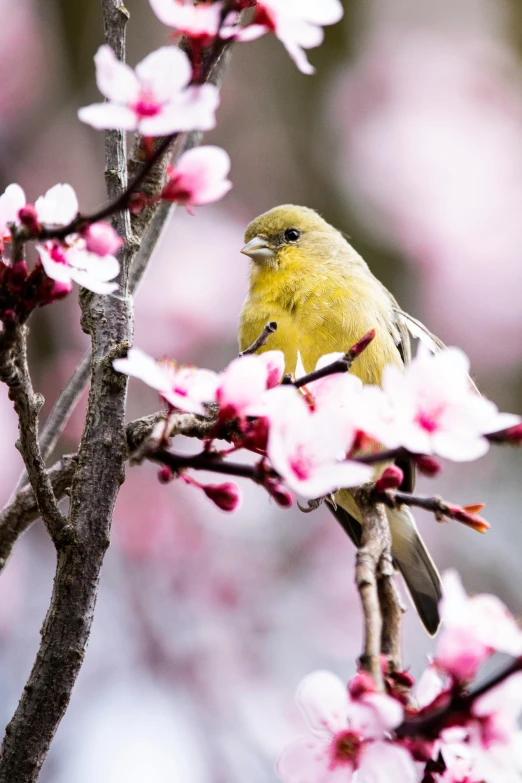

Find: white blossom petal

[78,103,138,131]
[93,44,140,103]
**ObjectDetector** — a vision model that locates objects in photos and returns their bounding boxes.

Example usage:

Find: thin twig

[0,455,78,571]
[240,321,278,356]
[1,326,72,548]
[0,411,168,572]
[380,489,489,534]
[288,328,376,389]
[146,447,272,483]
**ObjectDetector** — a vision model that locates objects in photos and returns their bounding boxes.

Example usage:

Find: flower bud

[203,482,241,512]
[348,671,376,699]
[415,454,441,477]
[10,260,28,287]
[84,222,123,256]
[2,309,16,322]
[158,466,173,484]
[375,465,403,493]
[265,478,293,508]
[350,328,376,358]
[18,204,39,234]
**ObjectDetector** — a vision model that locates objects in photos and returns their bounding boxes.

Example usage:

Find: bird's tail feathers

[387,505,442,636]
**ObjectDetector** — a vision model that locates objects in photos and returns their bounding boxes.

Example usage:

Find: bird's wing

[393,308,446,354]
[389,303,416,493]
[394,307,481,396]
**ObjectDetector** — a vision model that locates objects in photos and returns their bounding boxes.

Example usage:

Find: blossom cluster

[0,183,123,322]
[1,0,345,329]
[113,340,520,512]
[277,571,522,783]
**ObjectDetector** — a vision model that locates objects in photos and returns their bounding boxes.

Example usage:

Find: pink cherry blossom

[34,183,78,226]
[0,183,25,240]
[161,146,232,210]
[216,351,284,419]
[435,570,522,682]
[382,345,520,461]
[83,222,123,257]
[267,390,372,498]
[277,670,416,783]
[0,183,79,240]
[227,0,343,75]
[113,347,219,415]
[149,0,223,44]
[78,45,219,136]
[37,241,120,296]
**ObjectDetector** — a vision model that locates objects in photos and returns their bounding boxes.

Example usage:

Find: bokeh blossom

[228,0,344,75]
[149,0,223,45]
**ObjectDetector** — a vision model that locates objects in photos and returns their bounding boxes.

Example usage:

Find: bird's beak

[241,236,275,262]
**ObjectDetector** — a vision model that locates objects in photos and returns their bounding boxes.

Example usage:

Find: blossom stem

[289,329,376,389]
[146,447,275,484]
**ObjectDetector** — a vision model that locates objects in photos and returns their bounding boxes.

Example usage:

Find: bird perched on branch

[238,204,441,635]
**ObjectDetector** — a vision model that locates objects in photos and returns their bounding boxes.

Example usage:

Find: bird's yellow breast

[238,248,402,386]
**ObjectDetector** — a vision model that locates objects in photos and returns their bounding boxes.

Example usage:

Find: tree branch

[0,3,132,778]
[0,412,167,573]
[0,324,72,549]
[353,488,400,687]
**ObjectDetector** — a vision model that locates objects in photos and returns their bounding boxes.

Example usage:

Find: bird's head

[241,205,344,271]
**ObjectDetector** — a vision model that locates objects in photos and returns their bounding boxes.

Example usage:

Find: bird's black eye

[284,228,301,243]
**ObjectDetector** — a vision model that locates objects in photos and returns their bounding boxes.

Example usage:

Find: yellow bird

[238,204,441,635]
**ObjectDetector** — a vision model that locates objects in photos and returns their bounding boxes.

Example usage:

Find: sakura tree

[0,2,521,782]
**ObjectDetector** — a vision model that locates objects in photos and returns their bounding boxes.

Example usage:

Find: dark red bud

[18,204,40,234]
[375,465,403,492]
[415,454,442,477]
[203,482,241,512]
[158,466,173,484]
[2,309,16,322]
[350,328,376,358]
[265,478,293,508]
[10,260,28,287]
[502,423,522,443]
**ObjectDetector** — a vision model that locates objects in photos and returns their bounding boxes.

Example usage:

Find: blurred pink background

[1,0,522,780]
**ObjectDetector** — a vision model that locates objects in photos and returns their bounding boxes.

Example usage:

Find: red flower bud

[10,260,28,287]
[2,309,16,322]
[18,204,40,234]
[158,466,173,484]
[265,478,293,508]
[375,465,403,492]
[203,482,241,512]
[350,328,376,358]
[415,454,441,477]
